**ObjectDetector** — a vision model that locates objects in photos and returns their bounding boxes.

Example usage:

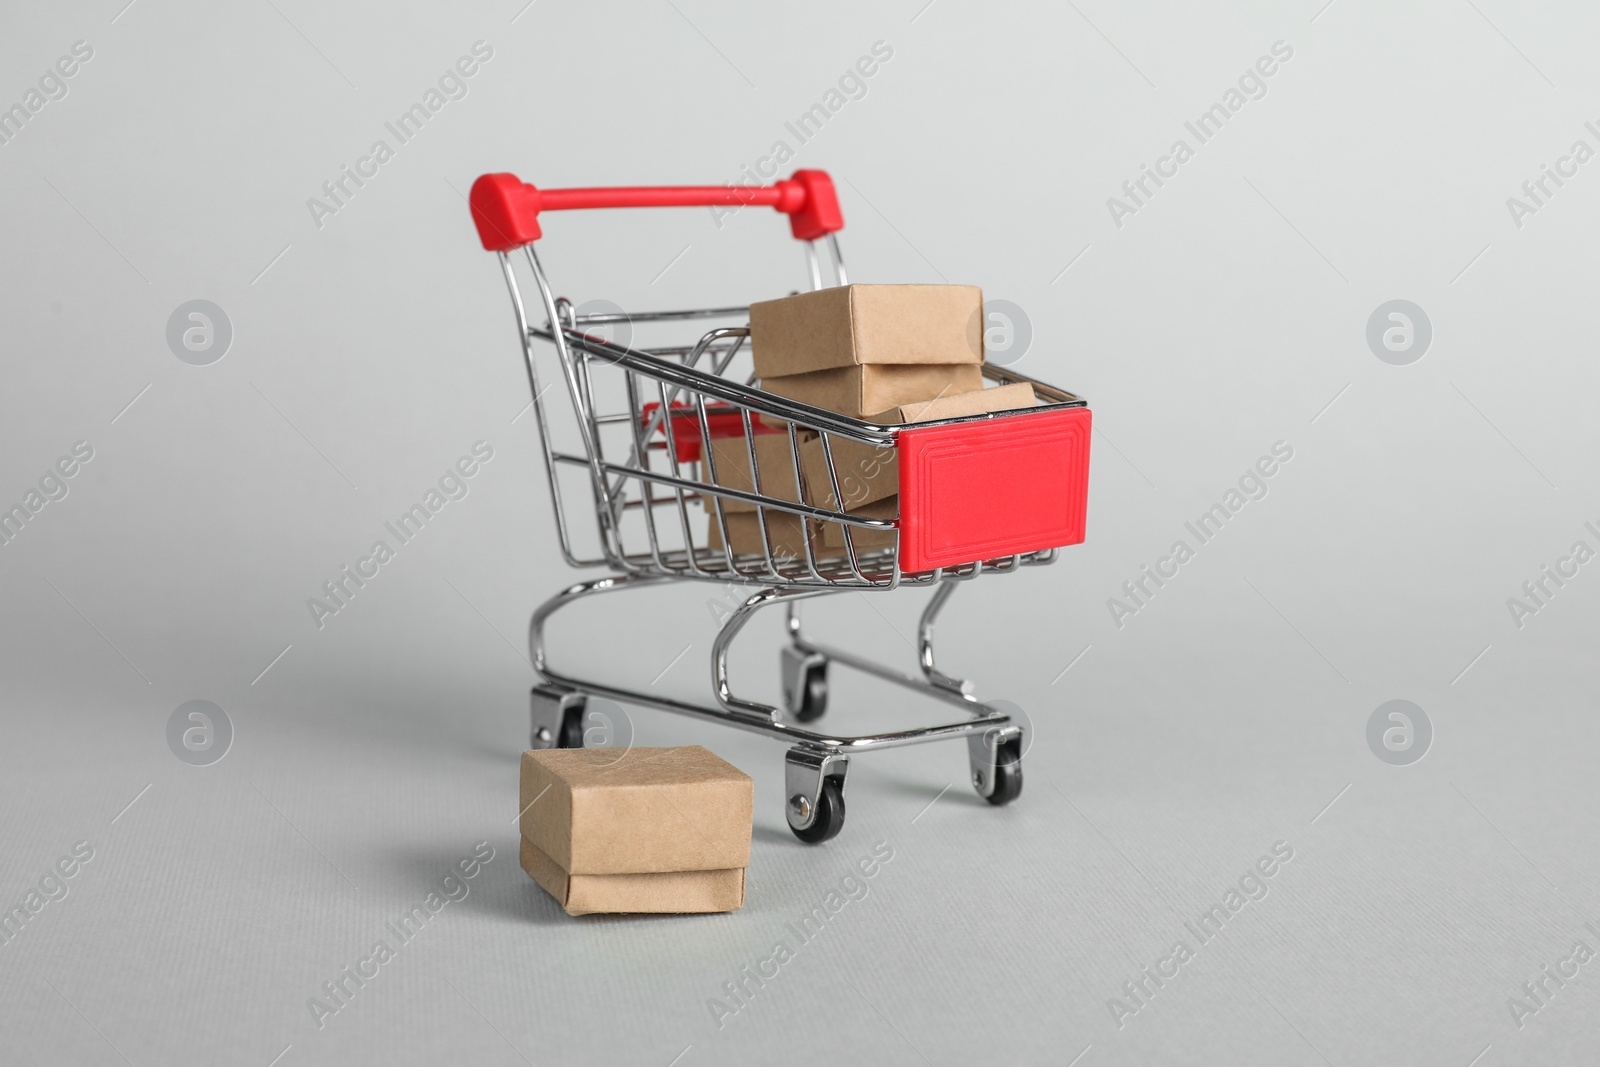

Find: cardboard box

[799,435,895,512]
[819,496,898,552]
[707,510,895,561]
[520,746,751,873]
[520,837,745,917]
[518,747,751,917]
[762,363,984,419]
[749,284,985,377]
[699,430,807,513]
[800,383,1039,510]
[707,510,823,561]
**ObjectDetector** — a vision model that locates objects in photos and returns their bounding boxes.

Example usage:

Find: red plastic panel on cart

[640,402,782,463]
[896,407,1091,572]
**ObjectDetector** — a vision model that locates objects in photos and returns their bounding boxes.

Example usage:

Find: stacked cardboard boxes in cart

[703,284,1038,558]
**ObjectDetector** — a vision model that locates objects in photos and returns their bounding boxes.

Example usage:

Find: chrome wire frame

[528,572,1016,754]
[495,233,1082,787]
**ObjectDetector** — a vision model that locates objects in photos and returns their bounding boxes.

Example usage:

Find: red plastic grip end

[778,169,844,241]
[470,173,542,251]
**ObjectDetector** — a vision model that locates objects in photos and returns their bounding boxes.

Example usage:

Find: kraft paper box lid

[521,837,745,916]
[799,382,1038,510]
[762,363,984,419]
[872,381,1037,425]
[519,746,752,875]
[750,284,984,378]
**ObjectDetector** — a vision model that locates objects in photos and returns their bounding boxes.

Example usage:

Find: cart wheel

[531,684,585,750]
[793,661,828,722]
[556,705,587,749]
[789,779,846,844]
[984,740,1024,806]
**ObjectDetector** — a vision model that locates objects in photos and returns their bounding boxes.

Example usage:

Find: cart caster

[530,683,587,749]
[791,780,845,843]
[983,741,1024,806]
[969,728,1024,806]
[781,647,828,723]
[557,707,587,749]
[785,747,848,844]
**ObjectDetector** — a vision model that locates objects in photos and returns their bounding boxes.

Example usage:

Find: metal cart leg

[782,576,987,712]
[711,586,857,840]
[779,639,830,723]
[917,577,975,697]
[778,579,976,722]
[527,573,1026,842]
[711,584,819,720]
[781,576,1025,806]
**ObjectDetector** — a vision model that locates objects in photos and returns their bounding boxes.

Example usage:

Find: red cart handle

[469,170,843,251]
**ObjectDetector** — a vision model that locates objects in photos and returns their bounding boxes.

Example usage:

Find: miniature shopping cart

[468,169,1091,842]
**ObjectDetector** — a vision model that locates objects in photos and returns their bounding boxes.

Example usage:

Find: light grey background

[3,0,1597,1064]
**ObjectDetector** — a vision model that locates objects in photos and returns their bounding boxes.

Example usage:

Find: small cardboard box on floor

[519,746,752,916]
[752,284,985,417]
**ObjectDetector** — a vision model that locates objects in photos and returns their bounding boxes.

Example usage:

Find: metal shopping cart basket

[468,169,1091,842]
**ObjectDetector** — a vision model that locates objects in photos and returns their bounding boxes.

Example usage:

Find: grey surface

[2,1,1597,1064]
